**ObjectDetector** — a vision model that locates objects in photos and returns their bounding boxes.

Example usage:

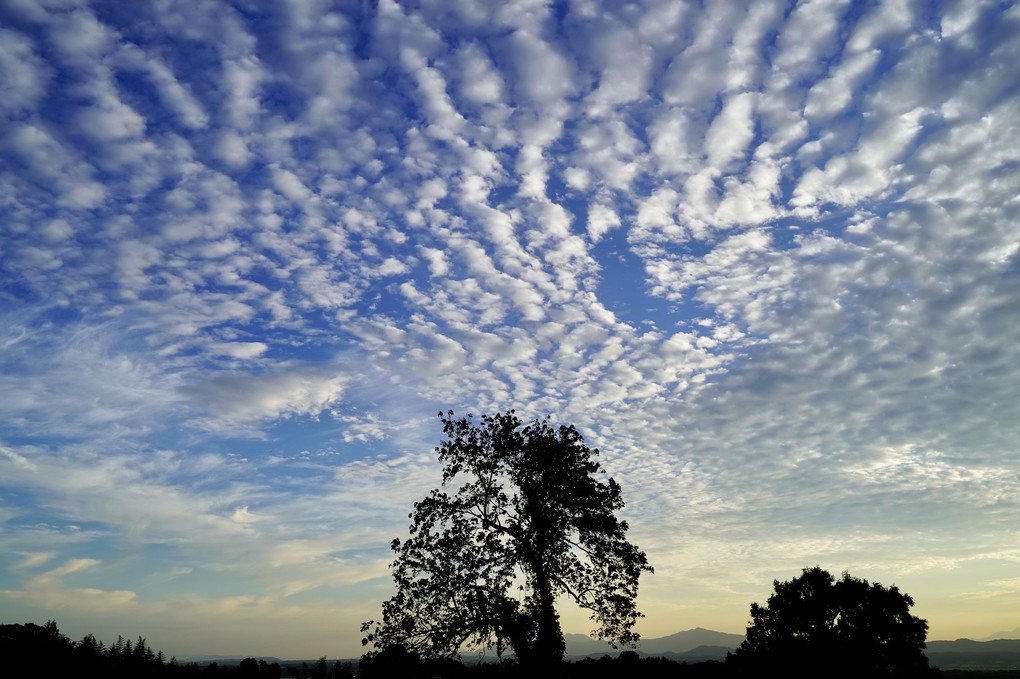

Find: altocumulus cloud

[0,0,1019,659]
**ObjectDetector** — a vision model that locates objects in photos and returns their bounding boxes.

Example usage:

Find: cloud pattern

[1,0,1019,657]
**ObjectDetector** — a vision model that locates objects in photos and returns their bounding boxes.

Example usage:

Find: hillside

[563,629,1020,669]
[926,638,1020,669]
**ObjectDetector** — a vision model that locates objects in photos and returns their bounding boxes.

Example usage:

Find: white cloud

[208,342,269,360]
[223,56,264,129]
[505,27,575,145]
[771,0,850,77]
[116,43,209,129]
[1,0,1019,656]
[586,203,620,242]
[0,28,51,114]
[373,256,410,277]
[230,506,269,524]
[5,123,106,208]
[419,246,450,277]
[457,42,506,106]
[185,370,347,426]
[216,130,253,166]
[1,446,38,473]
[804,49,880,121]
[705,92,756,172]
[588,28,652,109]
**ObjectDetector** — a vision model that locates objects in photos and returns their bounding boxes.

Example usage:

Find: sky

[1,0,1019,661]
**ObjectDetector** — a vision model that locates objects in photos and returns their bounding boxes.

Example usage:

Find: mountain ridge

[175,631,1020,665]
[563,627,745,656]
[561,630,1020,669]
[984,626,1020,641]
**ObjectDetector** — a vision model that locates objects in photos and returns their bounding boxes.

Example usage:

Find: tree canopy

[730,566,936,678]
[362,410,652,667]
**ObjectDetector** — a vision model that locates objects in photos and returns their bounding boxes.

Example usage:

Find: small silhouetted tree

[238,657,260,677]
[362,410,652,669]
[262,659,283,679]
[310,656,329,679]
[730,566,937,678]
[329,659,354,679]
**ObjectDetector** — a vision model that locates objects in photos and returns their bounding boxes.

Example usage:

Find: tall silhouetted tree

[730,566,937,678]
[362,410,652,669]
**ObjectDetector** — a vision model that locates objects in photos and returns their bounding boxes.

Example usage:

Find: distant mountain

[561,633,619,656]
[983,626,1020,641]
[658,645,738,663]
[561,630,1020,668]
[928,639,1020,652]
[638,628,745,655]
[178,655,285,664]
[926,638,1020,669]
[182,634,1020,670]
[563,628,744,658]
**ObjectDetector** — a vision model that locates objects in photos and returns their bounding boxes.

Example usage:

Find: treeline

[2,620,953,678]
[359,647,729,678]
[0,621,354,679]
[358,646,937,679]
[356,644,945,679]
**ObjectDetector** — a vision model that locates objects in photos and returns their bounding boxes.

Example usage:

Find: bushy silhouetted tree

[358,644,425,679]
[1,620,75,677]
[362,410,652,669]
[729,566,937,678]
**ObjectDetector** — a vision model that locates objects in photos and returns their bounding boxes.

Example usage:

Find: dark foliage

[357,644,470,679]
[229,657,284,678]
[0,621,361,679]
[1,620,76,677]
[362,410,652,668]
[355,649,738,679]
[275,656,352,679]
[0,621,203,678]
[728,566,938,678]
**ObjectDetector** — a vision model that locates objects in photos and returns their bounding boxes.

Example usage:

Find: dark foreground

[12,621,1020,678]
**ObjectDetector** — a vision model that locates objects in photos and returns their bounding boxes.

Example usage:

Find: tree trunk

[502,606,533,666]
[532,566,565,666]
[523,477,565,671]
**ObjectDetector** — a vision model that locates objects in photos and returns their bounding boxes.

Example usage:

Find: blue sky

[2,0,1019,660]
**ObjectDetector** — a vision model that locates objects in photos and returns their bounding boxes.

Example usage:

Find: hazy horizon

[16,621,1019,664]
[2,0,1018,660]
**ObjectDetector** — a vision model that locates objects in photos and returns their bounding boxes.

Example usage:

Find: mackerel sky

[2,0,1019,660]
